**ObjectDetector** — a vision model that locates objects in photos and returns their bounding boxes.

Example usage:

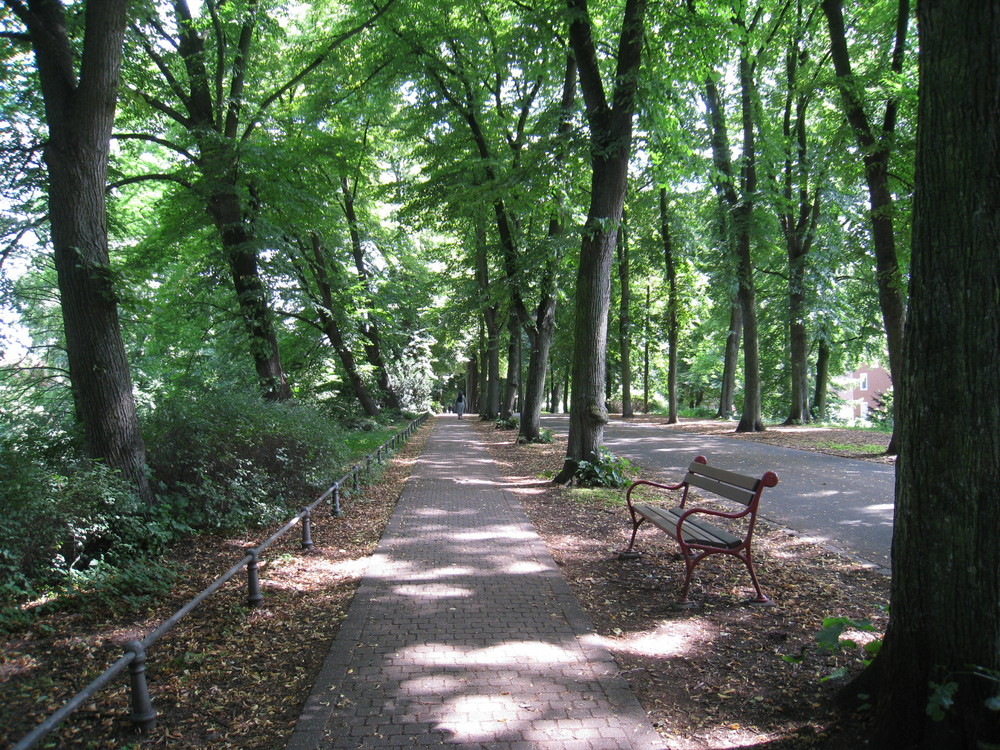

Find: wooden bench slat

[685,461,763,491]
[632,503,742,548]
[685,473,756,506]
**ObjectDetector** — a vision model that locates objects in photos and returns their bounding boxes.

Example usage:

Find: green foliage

[494,415,518,430]
[144,388,347,531]
[0,408,155,608]
[783,615,883,688]
[574,448,634,489]
[518,428,553,444]
[868,388,894,428]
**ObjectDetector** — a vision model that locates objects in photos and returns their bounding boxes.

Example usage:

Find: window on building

[860,373,869,391]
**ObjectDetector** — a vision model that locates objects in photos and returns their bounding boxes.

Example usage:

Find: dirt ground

[0,417,890,749]
[469,417,891,750]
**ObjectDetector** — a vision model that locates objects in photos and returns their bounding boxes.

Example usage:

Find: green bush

[0,409,153,607]
[574,448,634,488]
[517,428,554,445]
[144,389,347,531]
[494,415,518,430]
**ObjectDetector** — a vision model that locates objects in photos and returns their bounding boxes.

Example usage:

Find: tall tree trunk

[466,353,478,414]
[555,0,646,483]
[821,0,909,454]
[175,0,292,403]
[718,301,742,419]
[643,286,650,414]
[304,234,379,416]
[617,212,633,418]
[340,176,401,410]
[660,189,679,424]
[780,26,819,425]
[475,224,501,419]
[206,178,292,401]
[518,51,575,443]
[704,71,752,424]
[733,52,764,433]
[500,312,520,419]
[23,0,152,502]
[812,335,830,419]
[861,3,1000,745]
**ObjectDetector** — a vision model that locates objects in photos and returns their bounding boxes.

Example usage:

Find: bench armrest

[625,479,685,513]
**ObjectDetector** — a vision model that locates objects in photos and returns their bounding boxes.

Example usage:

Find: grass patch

[816,442,886,454]
[564,486,625,509]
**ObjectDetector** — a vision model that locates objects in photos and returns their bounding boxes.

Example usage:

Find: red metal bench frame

[623,455,779,605]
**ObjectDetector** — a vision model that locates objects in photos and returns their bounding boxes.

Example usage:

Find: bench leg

[738,550,771,605]
[675,552,702,607]
[620,517,645,556]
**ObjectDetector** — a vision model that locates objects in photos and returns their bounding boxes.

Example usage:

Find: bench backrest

[683,456,779,509]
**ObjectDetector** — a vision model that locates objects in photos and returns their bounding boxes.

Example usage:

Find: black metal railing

[12,413,429,750]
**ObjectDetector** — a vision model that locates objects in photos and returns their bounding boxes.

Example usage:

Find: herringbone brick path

[286,417,665,749]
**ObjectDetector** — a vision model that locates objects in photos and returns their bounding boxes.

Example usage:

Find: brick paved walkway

[286,417,665,749]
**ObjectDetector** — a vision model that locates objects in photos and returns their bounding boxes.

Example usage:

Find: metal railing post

[246,550,264,607]
[301,508,314,550]
[125,641,156,731]
[331,482,342,517]
[352,465,360,493]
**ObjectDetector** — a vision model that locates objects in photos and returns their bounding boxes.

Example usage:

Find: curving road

[539,414,895,572]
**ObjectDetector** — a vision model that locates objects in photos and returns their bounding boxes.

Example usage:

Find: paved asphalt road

[539,415,895,572]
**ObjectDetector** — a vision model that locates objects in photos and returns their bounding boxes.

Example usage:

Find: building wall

[838,364,892,420]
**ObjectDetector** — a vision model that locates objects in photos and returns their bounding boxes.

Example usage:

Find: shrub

[574,448,634,488]
[0,409,153,606]
[494,415,518,430]
[517,428,553,445]
[144,389,347,531]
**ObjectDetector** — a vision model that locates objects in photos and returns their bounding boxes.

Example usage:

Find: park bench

[622,455,779,606]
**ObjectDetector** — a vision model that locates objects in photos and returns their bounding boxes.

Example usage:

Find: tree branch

[112,132,199,163]
[240,0,397,143]
[107,173,195,191]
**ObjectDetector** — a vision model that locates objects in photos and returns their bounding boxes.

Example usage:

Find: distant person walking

[455,391,466,419]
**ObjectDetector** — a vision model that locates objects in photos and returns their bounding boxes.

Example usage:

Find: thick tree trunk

[519,279,557,440]
[660,189,679,424]
[642,286,650,414]
[27,0,152,502]
[718,301,741,419]
[518,51,574,442]
[780,36,817,426]
[617,213,633,418]
[822,0,909,454]
[474,224,501,419]
[785,243,811,424]
[861,4,1000,745]
[173,0,292,403]
[555,0,646,483]
[703,73,750,424]
[733,53,764,434]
